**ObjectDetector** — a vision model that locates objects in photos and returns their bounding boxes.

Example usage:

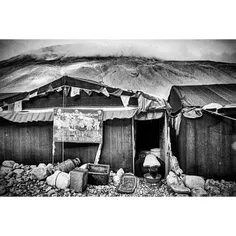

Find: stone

[116,168,125,178]
[46,164,54,174]
[31,167,49,180]
[13,163,20,169]
[175,193,189,197]
[7,179,14,188]
[112,175,121,186]
[13,169,24,175]
[183,175,205,189]
[38,163,47,168]
[166,171,184,186]
[2,160,15,168]
[30,165,37,169]
[191,187,208,197]
[0,186,6,195]
[0,166,12,175]
[170,156,183,175]
[170,184,191,194]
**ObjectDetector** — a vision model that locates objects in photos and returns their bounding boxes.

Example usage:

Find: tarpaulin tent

[0,76,170,174]
[168,84,236,180]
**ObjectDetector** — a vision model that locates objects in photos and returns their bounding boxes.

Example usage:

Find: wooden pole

[131,117,135,174]
[62,87,65,162]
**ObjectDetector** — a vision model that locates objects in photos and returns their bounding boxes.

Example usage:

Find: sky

[0,39,236,63]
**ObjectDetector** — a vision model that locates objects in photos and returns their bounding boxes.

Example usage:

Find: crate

[70,167,88,193]
[87,163,110,185]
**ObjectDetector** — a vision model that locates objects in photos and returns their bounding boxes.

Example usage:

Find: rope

[204,109,236,122]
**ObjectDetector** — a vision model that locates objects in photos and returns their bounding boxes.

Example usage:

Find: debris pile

[1,159,236,197]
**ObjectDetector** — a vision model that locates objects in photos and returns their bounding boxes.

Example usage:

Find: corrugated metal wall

[0,118,133,172]
[176,112,236,180]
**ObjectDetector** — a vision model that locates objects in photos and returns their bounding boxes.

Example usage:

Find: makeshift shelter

[168,84,236,180]
[0,76,170,174]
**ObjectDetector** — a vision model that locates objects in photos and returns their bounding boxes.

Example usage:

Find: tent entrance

[135,118,164,154]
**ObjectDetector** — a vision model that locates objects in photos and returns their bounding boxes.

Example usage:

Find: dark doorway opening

[134,117,165,176]
[135,118,163,154]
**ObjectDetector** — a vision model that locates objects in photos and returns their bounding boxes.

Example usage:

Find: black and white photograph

[1,39,236,197]
[0,1,236,235]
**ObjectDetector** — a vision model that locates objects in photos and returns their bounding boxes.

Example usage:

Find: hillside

[1,45,236,99]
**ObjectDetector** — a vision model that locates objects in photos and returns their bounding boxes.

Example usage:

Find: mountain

[1,45,236,100]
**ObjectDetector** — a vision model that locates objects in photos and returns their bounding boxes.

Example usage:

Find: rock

[169,184,191,194]
[183,175,205,189]
[116,168,125,178]
[6,172,14,178]
[46,171,70,189]
[38,163,47,168]
[7,179,14,187]
[170,156,183,175]
[47,189,55,196]
[0,166,12,175]
[0,186,6,195]
[46,164,54,174]
[112,175,120,186]
[166,171,184,186]
[13,169,24,175]
[175,193,190,197]
[191,187,208,197]
[31,167,49,180]
[13,163,20,169]
[2,160,15,168]
[30,165,37,169]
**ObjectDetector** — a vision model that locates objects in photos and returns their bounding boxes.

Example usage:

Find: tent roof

[168,83,236,112]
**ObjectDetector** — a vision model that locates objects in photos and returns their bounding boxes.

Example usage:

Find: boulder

[2,160,15,168]
[143,154,161,167]
[31,167,49,180]
[191,187,208,197]
[46,171,70,189]
[13,169,24,176]
[183,175,205,189]
[169,184,191,194]
[170,156,183,175]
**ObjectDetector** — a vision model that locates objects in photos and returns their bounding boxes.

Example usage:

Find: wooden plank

[102,119,133,172]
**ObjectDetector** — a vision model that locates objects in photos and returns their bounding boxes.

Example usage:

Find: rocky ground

[1,162,236,197]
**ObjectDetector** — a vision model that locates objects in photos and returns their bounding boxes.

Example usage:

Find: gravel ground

[1,164,236,197]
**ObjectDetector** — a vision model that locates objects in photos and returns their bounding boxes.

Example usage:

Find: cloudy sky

[0,39,236,63]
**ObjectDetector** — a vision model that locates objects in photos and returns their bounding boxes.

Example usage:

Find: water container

[55,158,81,173]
